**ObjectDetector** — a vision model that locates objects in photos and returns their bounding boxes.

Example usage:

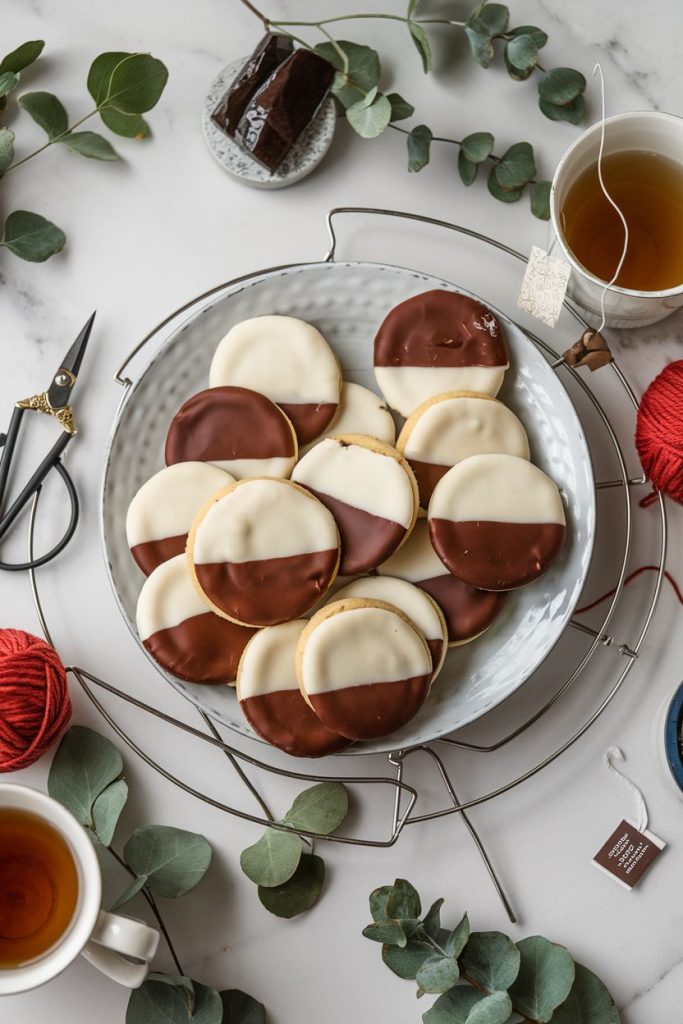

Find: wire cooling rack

[28,209,666,924]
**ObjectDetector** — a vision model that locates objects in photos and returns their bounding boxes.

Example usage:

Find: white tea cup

[550,110,683,328]
[0,783,159,995]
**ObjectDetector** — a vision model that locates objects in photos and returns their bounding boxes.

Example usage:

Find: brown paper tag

[592,818,665,890]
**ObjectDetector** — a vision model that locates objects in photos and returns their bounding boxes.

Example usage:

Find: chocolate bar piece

[211,33,294,137]
[235,49,335,171]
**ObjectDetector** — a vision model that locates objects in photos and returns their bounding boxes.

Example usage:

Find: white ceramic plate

[101,261,596,755]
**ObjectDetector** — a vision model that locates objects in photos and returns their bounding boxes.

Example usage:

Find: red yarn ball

[636,360,683,504]
[0,629,71,772]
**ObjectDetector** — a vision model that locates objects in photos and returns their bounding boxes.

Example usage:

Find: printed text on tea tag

[516,245,571,328]
[592,818,665,890]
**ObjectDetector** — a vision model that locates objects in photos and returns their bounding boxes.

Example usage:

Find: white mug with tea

[0,783,159,996]
[550,110,683,328]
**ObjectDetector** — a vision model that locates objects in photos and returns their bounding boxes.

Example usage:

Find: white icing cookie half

[333,575,447,682]
[136,554,256,684]
[291,434,419,574]
[301,381,396,453]
[378,518,508,645]
[397,391,530,508]
[428,453,567,591]
[209,316,341,446]
[126,462,235,576]
[296,598,433,741]
[236,619,349,757]
[187,477,340,626]
[374,289,510,417]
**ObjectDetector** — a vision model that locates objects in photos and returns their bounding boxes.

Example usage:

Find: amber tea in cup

[560,149,683,292]
[0,808,79,968]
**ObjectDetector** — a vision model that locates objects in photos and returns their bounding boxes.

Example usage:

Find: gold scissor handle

[16,392,77,435]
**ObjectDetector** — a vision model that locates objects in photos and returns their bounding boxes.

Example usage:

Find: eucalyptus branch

[4,109,97,172]
[107,845,184,976]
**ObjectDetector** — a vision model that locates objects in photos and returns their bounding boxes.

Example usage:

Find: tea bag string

[592,62,629,334]
[604,746,648,833]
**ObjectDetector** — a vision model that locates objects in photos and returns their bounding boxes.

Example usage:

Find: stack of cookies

[127,290,567,757]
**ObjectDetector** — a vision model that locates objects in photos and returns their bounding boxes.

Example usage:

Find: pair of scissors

[0,312,95,571]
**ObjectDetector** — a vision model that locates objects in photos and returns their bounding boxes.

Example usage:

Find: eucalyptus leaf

[539,95,585,125]
[466,991,513,1024]
[48,726,123,824]
[148,973,195,1003]
[126,979,192,1024]
[382,938,433,979]
[0,127,15,173]
[88,52,168,114]
[220,990,267,1024]
[124,825,212,898]
[191,984,222,1024]
[101,107,150,138]
[505,35,538,73]
[508,25,548,48]
[407,124,432,172]
[461,131,494,164]
[423,987,484,1024]
[422,898,444,939]
[552,962,620,1024]
[258,852,324,918]
[0,72,19,99]
[388,92,415,122]
[464,27,494,69]
[314,41,380,109]
[109,873,148,911]
[494,141,535,189]
[1,210,66,262]
[460,931,521,992]
[370,885,393,922]
[347,90,392,139]
[507,936,575,1023]
[92,779,128,846]
[59,130,119,160]
[445,913,470,958]
[240,828,302,887]
[504,46,534,82]
[18,91,68,138]
[530,180,551,220]
[539,67,586,105]
[407,0,420,15]
[475,3,510,35]
[283,781,349,835]
[386,878,422,920]
[0,40,44,75]
[458,151,478,186]
[416,952,460,995]
[408,22,432,73]
[362,920,407,947]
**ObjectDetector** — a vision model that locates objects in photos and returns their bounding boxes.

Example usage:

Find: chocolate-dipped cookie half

[374,290,509,417]
[291,434,419,575]
[136,555,256,684]
[187,477,340,627]
[428,454,566,591]
[237,619,350,758]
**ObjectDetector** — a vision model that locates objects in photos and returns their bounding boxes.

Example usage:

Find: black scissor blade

[47,311,96,410]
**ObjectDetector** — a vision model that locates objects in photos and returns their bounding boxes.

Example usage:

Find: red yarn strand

[575,565,683,615]
[0,629,71,772]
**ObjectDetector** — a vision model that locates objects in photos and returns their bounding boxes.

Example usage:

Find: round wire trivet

[28,209,666,924]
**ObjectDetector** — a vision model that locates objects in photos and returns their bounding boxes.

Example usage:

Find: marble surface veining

[1,2,682,1022]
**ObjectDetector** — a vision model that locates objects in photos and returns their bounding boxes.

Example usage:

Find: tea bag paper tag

[517,245,571,328]
[592,818,665,890]
[591,747,666,890]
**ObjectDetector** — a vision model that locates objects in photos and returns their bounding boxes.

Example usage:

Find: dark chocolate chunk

[211,33,294,137]
[235,49,335,171]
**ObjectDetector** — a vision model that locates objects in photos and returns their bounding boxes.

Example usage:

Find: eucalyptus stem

[5,108,98,172]
[108,845,184,976]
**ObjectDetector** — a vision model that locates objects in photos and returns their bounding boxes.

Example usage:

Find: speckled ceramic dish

[101,262,596,755]
[202,58,337,189]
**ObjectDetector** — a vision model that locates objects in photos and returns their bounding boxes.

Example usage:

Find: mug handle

[80,910,160,988]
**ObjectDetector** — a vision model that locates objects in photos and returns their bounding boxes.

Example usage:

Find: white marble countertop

[2,2,683,1022]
